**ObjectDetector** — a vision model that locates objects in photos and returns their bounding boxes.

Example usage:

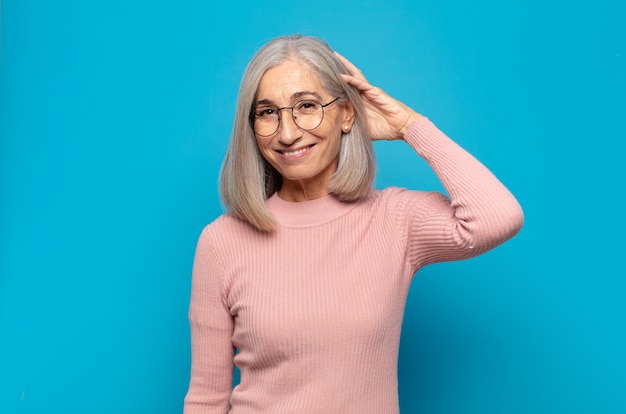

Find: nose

[277,110,303,146]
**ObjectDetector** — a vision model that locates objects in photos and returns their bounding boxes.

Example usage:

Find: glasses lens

[293,100,323,130]
[253,107,279,136]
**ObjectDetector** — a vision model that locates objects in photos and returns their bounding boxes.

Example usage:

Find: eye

[295,100,321,114]
[255,107,278,120]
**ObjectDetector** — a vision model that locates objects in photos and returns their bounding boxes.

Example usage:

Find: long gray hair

[220,35,375,232]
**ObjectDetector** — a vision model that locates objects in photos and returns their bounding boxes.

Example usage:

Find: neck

[277,179,329,202]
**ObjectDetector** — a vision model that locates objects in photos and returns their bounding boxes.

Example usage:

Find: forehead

[256,59,326,102]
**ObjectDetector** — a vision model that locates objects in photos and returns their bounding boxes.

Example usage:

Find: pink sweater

[184,117,524,414]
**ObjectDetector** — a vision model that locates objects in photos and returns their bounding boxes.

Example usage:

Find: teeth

[283,146,310,157]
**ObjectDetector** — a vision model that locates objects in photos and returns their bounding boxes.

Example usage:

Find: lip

[276,144,315,160]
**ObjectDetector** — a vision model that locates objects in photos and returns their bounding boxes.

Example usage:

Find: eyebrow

[255,90,324,106]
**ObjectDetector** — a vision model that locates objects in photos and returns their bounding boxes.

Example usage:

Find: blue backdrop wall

[1,0,625,413]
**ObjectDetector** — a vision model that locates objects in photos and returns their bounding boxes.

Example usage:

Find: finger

[334,51,367,81]
[340,73,374,93]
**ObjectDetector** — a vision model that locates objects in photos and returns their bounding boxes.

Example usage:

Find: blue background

[1,0,624,413]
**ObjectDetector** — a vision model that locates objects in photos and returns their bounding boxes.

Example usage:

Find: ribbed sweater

[184,117,524,414]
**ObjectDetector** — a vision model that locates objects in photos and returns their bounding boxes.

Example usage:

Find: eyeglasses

[251,97,340,137]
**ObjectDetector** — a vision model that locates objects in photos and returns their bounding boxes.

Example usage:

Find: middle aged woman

[184,34,524,414]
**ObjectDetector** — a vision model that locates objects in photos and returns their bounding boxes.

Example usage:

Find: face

[253,59,354,200]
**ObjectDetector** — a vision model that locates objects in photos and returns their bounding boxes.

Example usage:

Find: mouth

[278,144,315,158]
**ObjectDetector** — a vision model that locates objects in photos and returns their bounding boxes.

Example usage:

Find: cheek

[254,139,282,171]
[255,137,272,156]
[324,115,344,141]
[327,128,343,151]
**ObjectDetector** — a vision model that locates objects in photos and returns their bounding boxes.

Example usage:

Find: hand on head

[334,52,421,141]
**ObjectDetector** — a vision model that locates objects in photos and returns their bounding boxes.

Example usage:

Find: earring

[343,125,350,132]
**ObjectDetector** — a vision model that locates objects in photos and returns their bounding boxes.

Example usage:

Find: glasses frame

[250,97,340,137]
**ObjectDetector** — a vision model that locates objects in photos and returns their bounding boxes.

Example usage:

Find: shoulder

[373,186,450,213]
[192,213,259,288]
[366,187,454,239]
[197,212,270,258]
[202,212,247,233]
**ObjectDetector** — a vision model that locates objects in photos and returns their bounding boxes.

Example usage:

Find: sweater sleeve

[391,117,524,270]
[184,226,234,414]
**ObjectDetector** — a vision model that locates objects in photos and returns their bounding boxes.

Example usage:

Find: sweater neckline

[265,192,361,228]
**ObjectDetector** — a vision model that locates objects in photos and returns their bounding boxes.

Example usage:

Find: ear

[341,100,356,132]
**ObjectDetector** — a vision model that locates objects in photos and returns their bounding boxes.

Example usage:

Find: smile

[279,144,314,158]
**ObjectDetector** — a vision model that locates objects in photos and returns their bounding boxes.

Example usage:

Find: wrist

[399,112,422,138]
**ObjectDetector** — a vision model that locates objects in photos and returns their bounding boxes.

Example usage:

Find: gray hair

[219,35,375,232]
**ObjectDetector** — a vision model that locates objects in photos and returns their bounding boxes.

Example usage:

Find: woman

[184,35,523,414]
